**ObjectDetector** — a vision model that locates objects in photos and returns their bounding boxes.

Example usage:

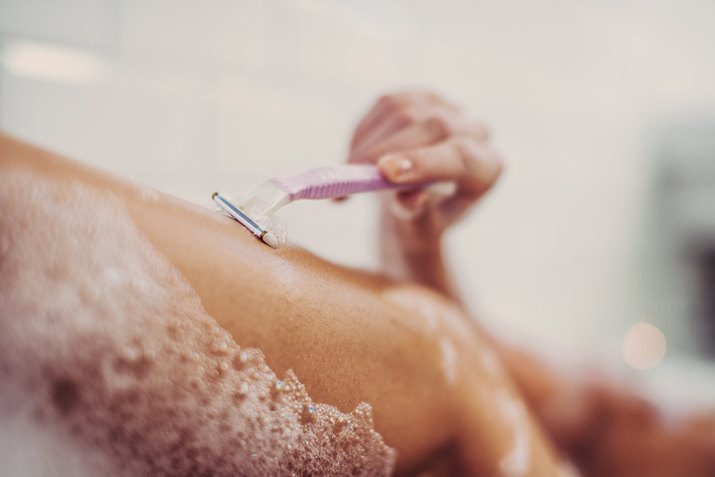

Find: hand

[348,91,503,252]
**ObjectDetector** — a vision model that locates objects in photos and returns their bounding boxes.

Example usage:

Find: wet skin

[3,132,714,476]
[0,133,565,476]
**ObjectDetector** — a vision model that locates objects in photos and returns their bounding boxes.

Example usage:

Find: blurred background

[1,0,714,407]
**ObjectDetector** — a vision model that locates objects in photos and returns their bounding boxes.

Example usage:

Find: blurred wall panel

[0,0,121,48]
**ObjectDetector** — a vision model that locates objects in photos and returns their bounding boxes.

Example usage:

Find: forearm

[379,209,461,302]
[354,88,714,475]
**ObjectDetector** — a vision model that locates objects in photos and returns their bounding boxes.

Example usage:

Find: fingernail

[379,154,413,181]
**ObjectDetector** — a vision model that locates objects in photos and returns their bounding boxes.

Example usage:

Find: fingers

[377,137,503,197]
[350,108,417,162]
[350,91,459,152]
[350,92,489,174]
[354,112,489,164]
[348,90,501,223]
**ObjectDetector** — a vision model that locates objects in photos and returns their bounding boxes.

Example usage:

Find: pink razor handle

[239,164,454,219]
[273,164,415,200]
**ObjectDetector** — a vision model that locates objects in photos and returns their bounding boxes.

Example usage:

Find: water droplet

[270,379,285,399]
[351,403,373,425]
[208,360,230,382]
[233,382,249,402]
[332,417,346,434]
[114,346,153,378]
[233,350,256,370]
[139,187,159,202]
[300,403,316,424]
[209,338,230,356]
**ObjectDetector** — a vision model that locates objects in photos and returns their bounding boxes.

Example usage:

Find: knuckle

[424,115,452,139]
[454,137,505,191]
[377,93,400,111]
[402,150,425,167]
[454,136,478,162]
[395,107,419,126]
[454,139,485,177]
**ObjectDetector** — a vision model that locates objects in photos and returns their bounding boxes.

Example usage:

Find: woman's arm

[0,132,566,476]
[347,91,501,302]
[348,92,715,476]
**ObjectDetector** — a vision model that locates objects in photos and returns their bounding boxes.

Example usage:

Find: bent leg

[0,133,565,476]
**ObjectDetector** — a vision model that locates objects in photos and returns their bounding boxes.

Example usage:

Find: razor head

[237,179,291,219]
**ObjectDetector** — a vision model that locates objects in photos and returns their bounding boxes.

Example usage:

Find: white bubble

[255,214,288,247]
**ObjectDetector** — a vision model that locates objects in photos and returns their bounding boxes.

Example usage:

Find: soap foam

[0,171,395,476]
[258,214,288,247]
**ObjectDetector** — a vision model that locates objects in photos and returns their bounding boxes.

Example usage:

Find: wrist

[381,224,456,295]
[381,218,443,268]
